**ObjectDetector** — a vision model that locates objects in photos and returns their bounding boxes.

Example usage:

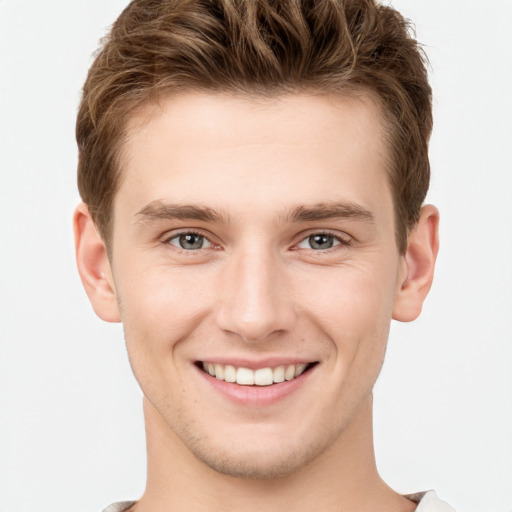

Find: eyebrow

[135,200,374,225]
[284,202,375,224]
[135,201,230,224]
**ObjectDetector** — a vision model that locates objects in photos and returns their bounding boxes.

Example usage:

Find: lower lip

[197,365,315,406]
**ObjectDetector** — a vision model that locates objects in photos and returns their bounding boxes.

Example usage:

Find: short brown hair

[77,0,432,253]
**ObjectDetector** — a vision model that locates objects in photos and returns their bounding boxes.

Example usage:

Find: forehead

[116,91,392,226]
[125,91,387,157]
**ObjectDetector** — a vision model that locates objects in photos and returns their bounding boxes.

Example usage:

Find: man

[73,0,452,510]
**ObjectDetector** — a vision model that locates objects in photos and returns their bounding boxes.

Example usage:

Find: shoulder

[101,501,136,512]
[101,493,457,512]
[406,491,457,512]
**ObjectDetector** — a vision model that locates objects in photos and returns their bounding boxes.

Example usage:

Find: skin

[75,92,439,512]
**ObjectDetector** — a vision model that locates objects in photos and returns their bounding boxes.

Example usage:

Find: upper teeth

[202,362,309,386]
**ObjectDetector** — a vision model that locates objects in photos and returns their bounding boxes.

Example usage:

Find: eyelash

[162,230,218,252]
[162,230,352,253]
[294,231,352,251]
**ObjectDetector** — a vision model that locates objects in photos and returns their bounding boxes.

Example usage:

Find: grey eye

[168,233,211,250]
[308,234,334,250]
[297,233,342,250]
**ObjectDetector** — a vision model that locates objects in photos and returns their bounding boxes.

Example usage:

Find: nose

[215,247,296,343]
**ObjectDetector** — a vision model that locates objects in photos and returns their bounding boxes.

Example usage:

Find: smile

[200,362,316,386]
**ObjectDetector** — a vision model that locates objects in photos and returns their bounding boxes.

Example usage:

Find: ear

[73,203,121,322]
[392,204,440,322]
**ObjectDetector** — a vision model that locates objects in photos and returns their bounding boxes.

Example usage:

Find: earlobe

[392,204,440,322]
[73,203,121,323]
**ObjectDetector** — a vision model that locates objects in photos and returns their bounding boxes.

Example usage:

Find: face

[106,92,407,478]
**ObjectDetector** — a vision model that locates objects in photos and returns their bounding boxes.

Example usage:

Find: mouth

[197,361,318,386]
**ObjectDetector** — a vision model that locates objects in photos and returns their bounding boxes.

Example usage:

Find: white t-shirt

[101,490,456,511]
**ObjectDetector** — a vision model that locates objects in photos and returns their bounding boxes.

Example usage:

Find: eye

[296,233,347,250]
[166,232,212,250]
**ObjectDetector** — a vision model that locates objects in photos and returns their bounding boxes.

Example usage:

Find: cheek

[115,266,209,401]
[117,263,211,334]
[301,259,397,326]
[295,259,398,370]
[113,264,217,392]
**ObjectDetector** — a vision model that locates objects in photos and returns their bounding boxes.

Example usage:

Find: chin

[185,429,334,480]
[198,451,312,480]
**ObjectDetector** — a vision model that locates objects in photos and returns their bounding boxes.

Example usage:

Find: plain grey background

[1,1,511,511]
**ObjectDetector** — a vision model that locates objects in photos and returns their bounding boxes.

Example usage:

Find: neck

[133,395,415,512]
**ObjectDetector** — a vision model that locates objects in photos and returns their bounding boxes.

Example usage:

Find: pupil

[179,233,203,250]
[310,234,333,249]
